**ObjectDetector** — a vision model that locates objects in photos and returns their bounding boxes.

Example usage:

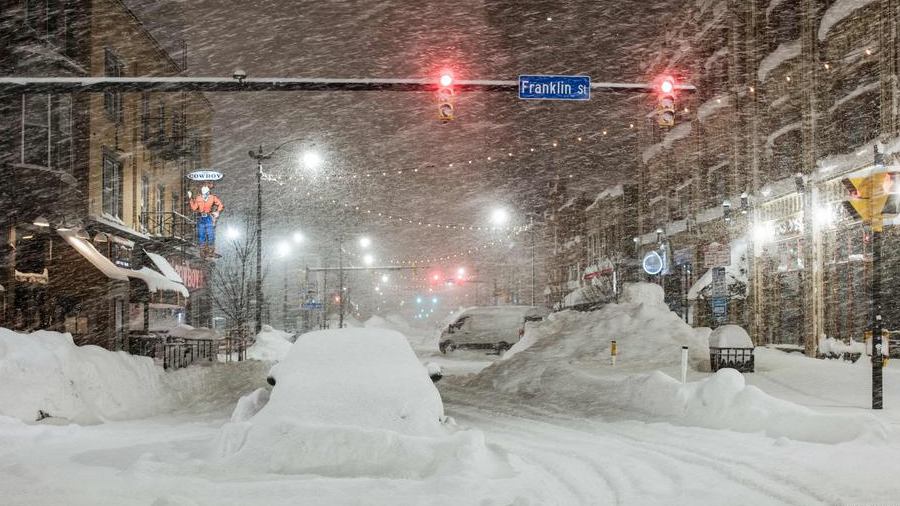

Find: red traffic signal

[660,78,674,94]
[436,73,455,122]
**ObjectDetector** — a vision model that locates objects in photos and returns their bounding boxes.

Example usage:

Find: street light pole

[248,145,270,335]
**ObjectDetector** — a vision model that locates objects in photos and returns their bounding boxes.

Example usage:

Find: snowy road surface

[2,372,898,506]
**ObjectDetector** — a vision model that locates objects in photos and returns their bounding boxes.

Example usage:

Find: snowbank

[217,328,498,477]
[709,325,753,348]
[466,283,883,443]
[819,336,866,356]
[0,327,268,424]
[246,325,293,361]
[364,313,439,352]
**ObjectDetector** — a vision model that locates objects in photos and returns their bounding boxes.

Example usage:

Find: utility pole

[282,269,289,330]
[248,146,270,335]
[872,219,884,409]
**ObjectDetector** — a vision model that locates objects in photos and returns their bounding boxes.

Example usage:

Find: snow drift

[467,283,884,443]
[217,328,501,478]
[0,327,268,424]
[246,324,293,361]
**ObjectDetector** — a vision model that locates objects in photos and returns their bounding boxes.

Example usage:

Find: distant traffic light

[657,77,676,128]
[437,73,455,122]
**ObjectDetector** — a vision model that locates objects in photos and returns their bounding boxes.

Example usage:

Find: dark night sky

[130,0,674,265]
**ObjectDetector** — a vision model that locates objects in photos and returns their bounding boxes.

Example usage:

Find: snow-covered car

[439,305,549,355]
[219,327,490,477]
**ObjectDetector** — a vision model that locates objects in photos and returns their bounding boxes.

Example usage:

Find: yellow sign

[842,172,900,231]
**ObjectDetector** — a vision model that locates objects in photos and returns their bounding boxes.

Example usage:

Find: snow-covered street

[3,373,899,506]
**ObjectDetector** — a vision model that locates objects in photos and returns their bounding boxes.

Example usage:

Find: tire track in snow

[443,391,834,505]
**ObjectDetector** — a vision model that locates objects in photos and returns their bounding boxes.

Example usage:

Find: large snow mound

[246,325,293,361]
[466,283,883,443]
[0,327,268,424]
[709,325,753,348]
[217,328,500,477]
[364,313,438,352]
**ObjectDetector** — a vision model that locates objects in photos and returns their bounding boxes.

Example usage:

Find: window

[25,0,69,48]
[22,94,49,166]
[103,49,124,122]
[52,94,73,172]
[157,102,166,139]
[140,175,150,230]
[140,93,150,142]
[102,151,123,218]
[171,192,179,217]
[156,184,165,233]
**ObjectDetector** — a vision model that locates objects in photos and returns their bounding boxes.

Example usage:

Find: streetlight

[363,254,375,266]
[292,231,305,244]
[276,241,291,258]
[491,208,509,227]
[225,226,241,240]
[249,139,321,333]
[301,150,323,171]
[359,236,371,248]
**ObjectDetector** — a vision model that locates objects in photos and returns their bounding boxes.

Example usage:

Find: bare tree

[211,218,264,339]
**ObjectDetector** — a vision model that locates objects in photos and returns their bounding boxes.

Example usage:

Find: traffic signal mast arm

[0,76,697,94]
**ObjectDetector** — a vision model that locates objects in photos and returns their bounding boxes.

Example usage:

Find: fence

[129,334,222,370]
[709,347,755,373]
[140,211,196,242]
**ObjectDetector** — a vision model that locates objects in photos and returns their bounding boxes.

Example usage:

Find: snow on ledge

[642,123,692,163]
[819,0,878,41]
[757,39,801,82]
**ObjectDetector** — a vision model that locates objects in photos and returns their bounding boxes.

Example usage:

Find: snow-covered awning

[145,251,184,285]
[168,324,221,340]
[59,229,189,297]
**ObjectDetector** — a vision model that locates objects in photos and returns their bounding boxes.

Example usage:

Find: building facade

[631,0,900,355]
[0,0,214,350]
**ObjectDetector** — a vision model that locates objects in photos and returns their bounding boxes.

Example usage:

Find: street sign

[301,302,323,310]
[518,75,591,101]
[711,296,728,324]
[187,170,223,181]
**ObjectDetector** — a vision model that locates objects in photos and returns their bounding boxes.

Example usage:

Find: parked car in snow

[439,305,549,355]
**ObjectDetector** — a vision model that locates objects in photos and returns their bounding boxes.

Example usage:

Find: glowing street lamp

[359,236,372,249]
[225,226,241,240]
[292,231,305,244]
[301,150,323,171]
[363,254,375,266]
[491,208,509,227]
[276,241,291,258]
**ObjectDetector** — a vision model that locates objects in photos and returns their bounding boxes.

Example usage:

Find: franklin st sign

[518,75,591,101]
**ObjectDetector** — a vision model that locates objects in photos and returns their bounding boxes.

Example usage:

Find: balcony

[141,211,196,244]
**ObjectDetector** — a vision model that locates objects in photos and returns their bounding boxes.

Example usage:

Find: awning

[145,251,184,284]
[59,229,189,297]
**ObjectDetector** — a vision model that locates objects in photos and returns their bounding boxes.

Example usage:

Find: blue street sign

[301,302,323,310]
[518,75,591,101]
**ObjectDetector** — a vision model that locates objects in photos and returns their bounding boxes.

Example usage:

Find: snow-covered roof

[58,229,189,297]
[757,39,801,82]
[819,0,878,40]
[145,251,184,284]
[642,123,693,163]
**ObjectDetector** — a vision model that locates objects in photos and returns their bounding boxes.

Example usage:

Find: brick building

[0,0,214,350]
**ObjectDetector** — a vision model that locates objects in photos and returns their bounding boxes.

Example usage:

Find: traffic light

[657,77,676,128]
[436,73,455,122]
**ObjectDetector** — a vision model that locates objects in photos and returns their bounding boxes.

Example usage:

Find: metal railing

[140,211,196,242]
[128,334,220,370]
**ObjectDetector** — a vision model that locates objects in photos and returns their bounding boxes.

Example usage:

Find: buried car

[217,327,495,477]
[439,305,549,355]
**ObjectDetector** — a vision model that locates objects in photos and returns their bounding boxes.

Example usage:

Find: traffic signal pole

[872,219,884,410]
